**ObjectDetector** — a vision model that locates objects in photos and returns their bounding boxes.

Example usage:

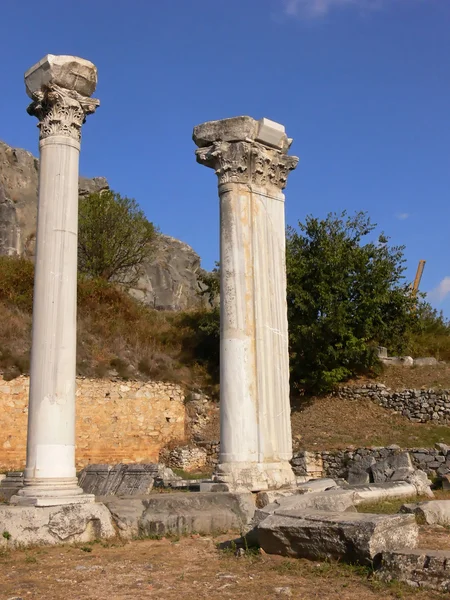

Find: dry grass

[347,364,450,391]
[290,395,450,451]
[0,256,216,390]
[0,534,447,600]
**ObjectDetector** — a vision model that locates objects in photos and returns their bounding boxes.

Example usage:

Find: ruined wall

[337,384,450,424]
[0,376,186,471]
[291,445,450,480]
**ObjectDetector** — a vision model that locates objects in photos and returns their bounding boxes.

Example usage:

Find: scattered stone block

[104,492,256,539]
[78,464,126,496]
[350,481,417,504]
[378,549,450,591]
[255,489,299,509]
[371,452,413,483]
[115,464,157,496]
[262,489,358,515]
[78,463,182,497]
[0,472,24,502]
[0,503,115,549]
[257,511,418,565]
[296,478,337,493]
[381,356,414,367]
[404,470,434,498]
[414,357,439,367]
[400,500,450,525]
[347,456,376,485]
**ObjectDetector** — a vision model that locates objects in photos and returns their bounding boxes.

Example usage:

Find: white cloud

[396,212,410,220]
[428,277,450,303]
[282,0,400,19]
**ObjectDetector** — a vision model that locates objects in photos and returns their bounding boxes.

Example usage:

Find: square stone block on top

[25,54,98,99]
[193,115,291,151]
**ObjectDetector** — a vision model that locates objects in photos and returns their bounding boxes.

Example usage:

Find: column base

[9,477,94,507]
[214,461,296,492]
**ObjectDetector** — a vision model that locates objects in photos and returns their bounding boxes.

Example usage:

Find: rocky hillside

[0,140,208,311]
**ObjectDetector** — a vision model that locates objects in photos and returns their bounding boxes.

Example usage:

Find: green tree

[78,190,157,285]
[286,211,418,393]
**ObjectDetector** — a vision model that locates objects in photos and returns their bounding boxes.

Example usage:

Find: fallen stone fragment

[257,511,418,565]
[413,357,438,367]
[255,489,300,509]
[377,548,450,591]
[400,500,450,525]
[296,478,337,493]
[265,489,358,514]
[404,470,434,498]
[371,452,413,483]
[347,456,376,485]
[103,492,255,539]
[0,503,115,549]
[0,472,24,502]
[350,481,417,504]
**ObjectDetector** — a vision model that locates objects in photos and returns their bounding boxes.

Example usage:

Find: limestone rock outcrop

[0,139,208,310]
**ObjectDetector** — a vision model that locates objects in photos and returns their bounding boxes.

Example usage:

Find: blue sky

[1,0,450,313]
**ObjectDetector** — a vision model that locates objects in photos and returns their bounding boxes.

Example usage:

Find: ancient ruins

[193,116,298,491]
[11,55,99,506]
[2,54,450,594]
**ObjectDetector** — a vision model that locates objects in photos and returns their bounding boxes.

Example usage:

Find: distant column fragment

[193,116,299,491]
[11,55,99,506]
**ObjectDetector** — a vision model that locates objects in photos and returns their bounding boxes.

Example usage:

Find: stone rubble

[292,445,449,483]
[378,549,450,591]
[400,500,450,526]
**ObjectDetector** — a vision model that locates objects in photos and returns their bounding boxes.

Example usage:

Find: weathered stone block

[371,452,413,483]
[114,464,158,496]
[378,549,450,591]
[104,492,255,539]
[401,500,450,525]
[0,503,115,549]
[257,511,418,565]
[347,456,376,485]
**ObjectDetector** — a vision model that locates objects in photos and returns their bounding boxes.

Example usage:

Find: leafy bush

[286,211,418,393]
[78,190,157,285]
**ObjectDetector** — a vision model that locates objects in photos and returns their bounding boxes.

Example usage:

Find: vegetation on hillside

[78,190,157,285]
[1,208,450,395]
[0,256,214,388]
[199,211,449,394]
[286,211,418,393]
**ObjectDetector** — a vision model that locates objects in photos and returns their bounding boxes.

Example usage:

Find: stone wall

[291,445,450,481]
[337,384,450,424]
[0,375,186,472]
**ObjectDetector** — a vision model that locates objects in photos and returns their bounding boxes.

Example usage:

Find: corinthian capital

[193,116,298,191]
[25,55,99,142]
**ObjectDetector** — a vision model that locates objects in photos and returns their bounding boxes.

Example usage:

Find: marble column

[193,117,299,491]
[11,55,99,506]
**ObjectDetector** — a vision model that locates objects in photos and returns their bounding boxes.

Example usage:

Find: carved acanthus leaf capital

[27,84,100,142]
[196,140,298,191]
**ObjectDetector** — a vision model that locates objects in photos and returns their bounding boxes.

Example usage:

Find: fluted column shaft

[194,117,298,491]
[12,55,99,506]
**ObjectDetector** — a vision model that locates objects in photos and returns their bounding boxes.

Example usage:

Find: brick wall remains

[0,376,186,472]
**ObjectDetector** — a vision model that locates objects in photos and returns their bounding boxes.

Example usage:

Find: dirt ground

[196,365,450,451]
[349,364,450,390]
[290,395,450,450]
[0,533,448,600]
